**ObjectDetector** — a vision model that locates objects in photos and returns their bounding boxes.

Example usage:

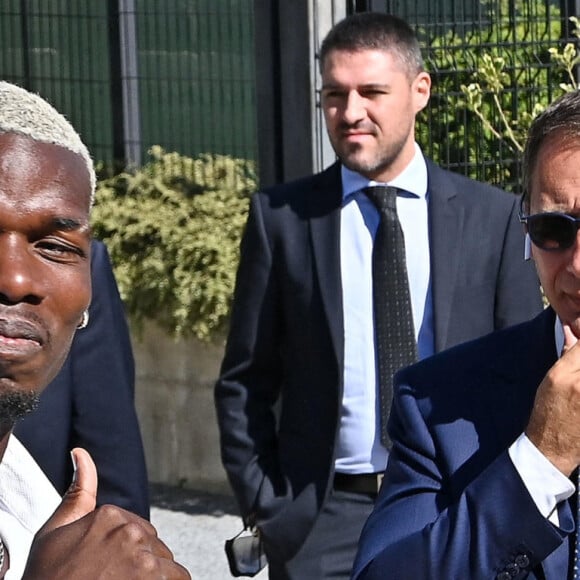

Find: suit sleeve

[69,240,150,518]
[352,377,570,580]
[494,196,543,329]
[215,194,291,528]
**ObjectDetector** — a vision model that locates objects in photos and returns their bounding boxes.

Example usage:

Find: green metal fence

[350,0,577,191]
[1,1,113,162]
[0,0,257,167]
[2,1,578,191]
[136,0,256,163]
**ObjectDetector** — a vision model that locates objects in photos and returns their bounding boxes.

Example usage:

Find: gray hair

[0,81,95,204]
[319,13,424,79]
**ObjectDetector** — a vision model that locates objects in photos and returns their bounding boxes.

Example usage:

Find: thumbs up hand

[37,447,97,534]
[22,448,191,580]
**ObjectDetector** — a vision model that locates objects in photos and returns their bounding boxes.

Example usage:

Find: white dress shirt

[0,434,61,579]
[508,317,576,526]
[335,143,432,473]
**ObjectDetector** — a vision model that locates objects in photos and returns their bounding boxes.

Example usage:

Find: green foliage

[460,15,579,157]
[418,0,571,190]
[92,146,255,341]
[546,16,580,92]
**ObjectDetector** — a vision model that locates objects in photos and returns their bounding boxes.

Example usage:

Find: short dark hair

[522,90,580,207]
[319,12,423,77]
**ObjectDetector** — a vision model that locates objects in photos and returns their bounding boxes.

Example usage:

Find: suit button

[496,572,512,580]
[505,563,519,576]
[515,554,530,568]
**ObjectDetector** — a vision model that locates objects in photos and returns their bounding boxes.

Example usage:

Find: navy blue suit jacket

[353,307,573,580]
[215,161,543,562]
[14,240,150,519]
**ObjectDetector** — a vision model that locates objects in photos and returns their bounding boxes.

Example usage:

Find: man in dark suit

[15,239,150,519]
[352,90,580,579]
[215,13,543,579]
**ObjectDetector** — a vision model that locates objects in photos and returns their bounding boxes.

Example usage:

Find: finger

[38,447,98,535]
[170,560,191,579]
[562,324,579,354]
[147,535,177,561]
[154,558,191,579]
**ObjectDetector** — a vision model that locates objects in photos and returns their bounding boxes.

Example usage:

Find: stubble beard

[340,148,399,178]
[0,390,39,424]
[333,134,408,180]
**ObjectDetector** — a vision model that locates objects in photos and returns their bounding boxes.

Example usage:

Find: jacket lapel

[308,163,345,371]
[427,160,465,352]
[486,307,556,436]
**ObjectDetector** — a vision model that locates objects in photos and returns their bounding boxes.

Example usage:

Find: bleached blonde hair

[0,81,95,204]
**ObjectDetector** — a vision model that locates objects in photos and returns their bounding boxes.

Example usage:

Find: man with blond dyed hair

[7,82,149,521]
[0,81,189,579]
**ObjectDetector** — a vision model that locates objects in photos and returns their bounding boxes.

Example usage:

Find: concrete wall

[132,322,231,495]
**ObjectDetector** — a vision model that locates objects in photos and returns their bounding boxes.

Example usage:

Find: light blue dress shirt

[335,144,433,474]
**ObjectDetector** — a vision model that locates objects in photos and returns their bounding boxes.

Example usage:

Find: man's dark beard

[0,391,39,423]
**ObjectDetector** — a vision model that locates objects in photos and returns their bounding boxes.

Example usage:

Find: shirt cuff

[508,433,575,526]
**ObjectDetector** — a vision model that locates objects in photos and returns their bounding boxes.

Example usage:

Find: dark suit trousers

[267,490,375,580]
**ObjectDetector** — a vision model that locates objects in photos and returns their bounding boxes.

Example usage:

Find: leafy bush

[92,146,255,341]
[459,15,579,166]
[417,0,570,190]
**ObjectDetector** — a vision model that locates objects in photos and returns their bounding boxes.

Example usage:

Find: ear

[412,71,431,113]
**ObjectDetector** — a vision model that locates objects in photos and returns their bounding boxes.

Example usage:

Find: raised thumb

[37,447,98,536]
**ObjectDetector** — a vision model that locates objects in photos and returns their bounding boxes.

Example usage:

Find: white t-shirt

[0,434,60,579]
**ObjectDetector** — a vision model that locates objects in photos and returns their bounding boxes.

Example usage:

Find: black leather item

[363,186,418,448]
[333,472,384,496]
[225,528,268,577]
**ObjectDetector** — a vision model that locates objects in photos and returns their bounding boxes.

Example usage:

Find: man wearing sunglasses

[353,89,580,580]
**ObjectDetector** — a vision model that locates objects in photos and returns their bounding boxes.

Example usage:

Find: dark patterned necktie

[363,186,417,449]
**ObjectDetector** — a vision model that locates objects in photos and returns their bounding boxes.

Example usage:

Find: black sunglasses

[519,196,580,251]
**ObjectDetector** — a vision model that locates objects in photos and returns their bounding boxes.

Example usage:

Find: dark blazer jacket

[353,308,569,580]
[15,240,150,519]
[214,161,543,562]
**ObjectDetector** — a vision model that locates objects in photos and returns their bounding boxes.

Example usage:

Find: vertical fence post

[253,0,283,186]
[351,0,389,12]
[19,0,31,90]
[108,0,125,164]
[253,0,346,187]
[119,0,141,168]
[254,0,316,186]
[108,0,141,168]
[312,0,347,173]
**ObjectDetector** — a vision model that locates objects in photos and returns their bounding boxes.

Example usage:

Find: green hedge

[417,0,566,190]
[92,146,255,341]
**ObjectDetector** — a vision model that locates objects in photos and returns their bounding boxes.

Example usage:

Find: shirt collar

[0,435,60,579]
[555,317,563,358]
[341,142,428,201]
